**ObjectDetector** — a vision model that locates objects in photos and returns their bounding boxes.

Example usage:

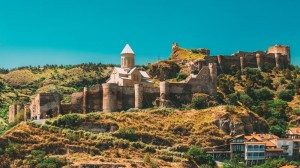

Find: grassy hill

[0,106,268,167]
[0,57,300,167]
[0,63,113,132]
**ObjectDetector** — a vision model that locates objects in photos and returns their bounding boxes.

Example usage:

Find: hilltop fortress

[171,43,290,73]
[8,43,291,123]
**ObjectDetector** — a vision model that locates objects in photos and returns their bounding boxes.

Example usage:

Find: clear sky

[0,0,299,69]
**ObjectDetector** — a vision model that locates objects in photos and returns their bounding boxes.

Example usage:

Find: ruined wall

[9,105,24,123]
[169,83,192,105]
[186,63,217,97]
[143,87,160,108]
[9,105,17,123]
[119,86,135,110]
[196,44,291,72]
[85,85,103,113]
[29,93,61,119]
[268,45,290,65]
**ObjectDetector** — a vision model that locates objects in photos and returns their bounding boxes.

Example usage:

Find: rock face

[148,61,180,81]
[211,107,269,136]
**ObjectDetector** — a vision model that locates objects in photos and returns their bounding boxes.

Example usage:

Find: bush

[227,93,238,105]
[86,113,101,120]
[238,93,254,107]
[5,143,22,157]
[117,127,137,141]
[254,88,274,101]
[53,114,83,128]
[132,142,146,149]
[280,77,286,84]
[143,153,158,168]
[176,73,188,82]
[185,146,215,167]
[277,90,294,101]
[218,74,235,94]
[270,125,286,137]
[144,145,156,153]
[191,96,206,109]
[36,157,66,168]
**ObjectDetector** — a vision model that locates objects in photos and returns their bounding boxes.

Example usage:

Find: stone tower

[268,45,291,67]
[121,44,135,68]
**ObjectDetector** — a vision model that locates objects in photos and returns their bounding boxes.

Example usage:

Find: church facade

[106,44,153,87]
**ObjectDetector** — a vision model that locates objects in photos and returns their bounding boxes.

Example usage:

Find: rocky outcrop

[211,106,269,136]
[148,61,180,81]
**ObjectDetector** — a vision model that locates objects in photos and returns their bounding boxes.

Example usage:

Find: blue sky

[0,0,299,69]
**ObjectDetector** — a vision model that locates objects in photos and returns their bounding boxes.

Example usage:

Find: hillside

[0,63,112,114]
[0,54,299,167]
[0,106,267,167]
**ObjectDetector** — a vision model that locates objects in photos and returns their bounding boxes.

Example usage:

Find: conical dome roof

[121,44,135,54]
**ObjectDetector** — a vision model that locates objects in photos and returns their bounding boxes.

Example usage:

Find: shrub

[143,153,158,168]
[293,109,300,115]
[86,113,101,120]
[185,146,215,167]
[117,127,137,141]
[36,157,66,168]
[144,145,156,153]
[254,88,274,101]
[218,74,235,94]
[176,73,188,82]
[277,90,294,101]
[53,114,83,128]
[280,77,286,84]
[270,125,286,137]
[227,93,238,105]
[191,96,206,109]
[132,142,146,149]
[5,143,22,157]
[238,93,253,107]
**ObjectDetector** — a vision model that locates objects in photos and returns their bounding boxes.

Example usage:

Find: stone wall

[187,63,217,96]
[30,93,61,119]
[174,43,291,72]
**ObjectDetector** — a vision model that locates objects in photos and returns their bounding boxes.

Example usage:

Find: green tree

[218,74,235,95]
[192,96,207,109]
[185,146,215,167]
[36,157,66,168]
[277,90,294,101]
[254,88,274,101]
[176,73,188,82]
[223,156,246,168]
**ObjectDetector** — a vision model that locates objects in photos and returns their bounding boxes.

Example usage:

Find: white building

[106,44,153,87]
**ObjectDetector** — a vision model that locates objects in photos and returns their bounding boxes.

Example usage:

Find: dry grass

[171,48,207,61]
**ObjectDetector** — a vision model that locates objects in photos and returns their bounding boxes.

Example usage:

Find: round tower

[121,44,135,68]
[268,45,291,66]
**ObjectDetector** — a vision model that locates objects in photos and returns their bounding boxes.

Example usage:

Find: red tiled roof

[265,141,276,147]
[289,127,300,135]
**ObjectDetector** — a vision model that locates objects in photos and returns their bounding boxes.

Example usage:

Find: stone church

[106,44,153,87]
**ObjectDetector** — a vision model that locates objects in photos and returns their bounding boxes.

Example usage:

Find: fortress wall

[206,56,218,63]
[219,56,241,72]
[260,54,276,68]
[168,83,192,104]
[24,104,30,121]
[70,92,84,113]
[9,105,16,123]
[86,85,103,112]
[119,86,135,110]
[61,103,73,114]
[188,66,210,94]
[38,93,61,118]
[243,55,258,68]
[143,87,160,108]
